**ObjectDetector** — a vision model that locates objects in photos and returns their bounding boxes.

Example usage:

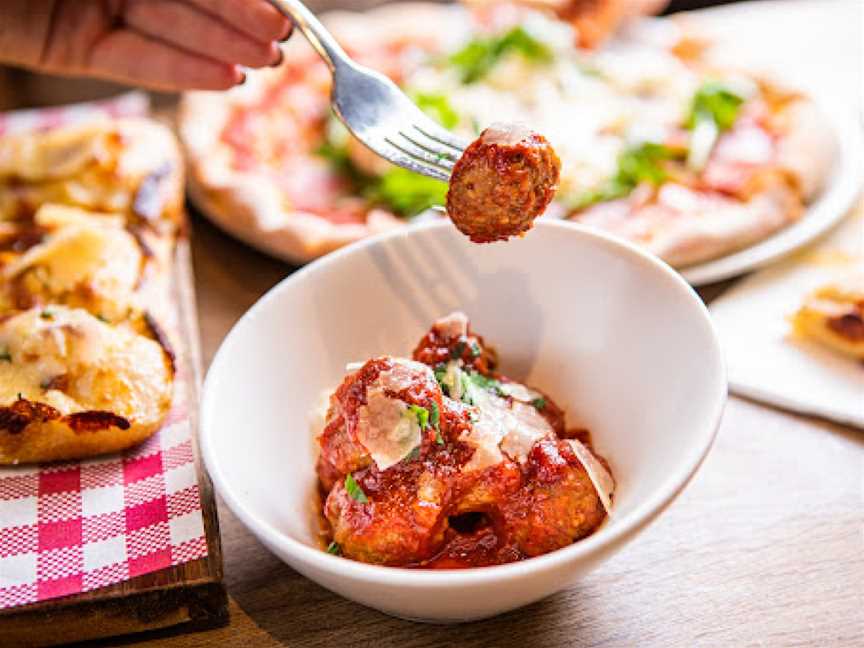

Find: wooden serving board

[0,241,228,648]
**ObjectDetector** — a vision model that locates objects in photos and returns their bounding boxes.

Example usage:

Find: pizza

[0,118,183,464]
[790,272,864,360]
[179,2,834,266]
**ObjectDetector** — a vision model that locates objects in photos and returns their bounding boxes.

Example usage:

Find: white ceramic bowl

[201,220,726,622]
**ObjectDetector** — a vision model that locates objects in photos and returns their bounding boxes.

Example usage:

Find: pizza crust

[790,272,864,360]
[774,98,835,201]
[644,181,802,267]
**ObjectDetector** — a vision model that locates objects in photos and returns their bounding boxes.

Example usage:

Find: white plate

[709,210,864,428]
[200,220,726,622]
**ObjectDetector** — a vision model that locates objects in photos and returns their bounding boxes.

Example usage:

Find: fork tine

[387,133,456,170]
[411,118,470,153]
[373,139,451,182]
[397,130,459,164]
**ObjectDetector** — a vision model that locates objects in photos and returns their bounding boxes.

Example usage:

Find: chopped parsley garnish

[429,401,440,431]
[569,142,680,210]
[686,81,745,131]
[531,397,547,411]
[326,541,341,555]
[467,372,504,396]
[459,370,506,405]
[434,364,449,395]
[0,349,11,362]
[460,371,473,404]
[344,473,368,503]
[450,26,553,84]
[407,404,430,430]
[429,402,444,444]
[40,310,54,320]
[450,341,466,360]
[469,341,482,358]
[406,446,421,461]
[412,91,459,130]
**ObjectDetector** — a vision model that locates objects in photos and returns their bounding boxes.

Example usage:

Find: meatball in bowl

[201,219,726,622]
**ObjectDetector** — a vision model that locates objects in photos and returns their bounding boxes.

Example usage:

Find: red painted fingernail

[237,72,247,85]
[279,22,294,42]
[270,48,284,68]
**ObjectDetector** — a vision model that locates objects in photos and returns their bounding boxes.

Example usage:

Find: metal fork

[267,0,469,181]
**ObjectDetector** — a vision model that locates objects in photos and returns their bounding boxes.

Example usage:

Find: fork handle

[266,0,350,73]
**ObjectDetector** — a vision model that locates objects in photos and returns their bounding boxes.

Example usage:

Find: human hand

[0,0,293,91]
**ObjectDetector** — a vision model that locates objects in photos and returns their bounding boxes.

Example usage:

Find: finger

[185,0,293,43]
[85,28,245,92]
[626,0,669,16]
[124,0,280,68]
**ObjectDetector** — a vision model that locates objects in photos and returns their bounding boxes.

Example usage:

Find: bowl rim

[200,219,727,587]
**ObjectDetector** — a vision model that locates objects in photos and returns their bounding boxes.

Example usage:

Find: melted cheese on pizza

[0,120,182,228]
[1,206,143,321]
[0,306,172,424]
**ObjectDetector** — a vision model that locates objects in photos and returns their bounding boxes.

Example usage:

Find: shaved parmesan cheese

[309,387,334,437]
[345,361,364,372]
[460,377,553,471]
[350,358,435,471]
[498,381,542,402]
[381,358,435,391]
[461,413,505,472]
[501,401,553,460]
[355,385,421,471]
[433,312,469,339]
[567,439,615,515]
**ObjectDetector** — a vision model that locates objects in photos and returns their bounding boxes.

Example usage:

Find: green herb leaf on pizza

[569,142,680,210]
[450,26,553,84]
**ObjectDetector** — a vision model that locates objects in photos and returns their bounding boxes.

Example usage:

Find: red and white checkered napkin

[0,93,209,610]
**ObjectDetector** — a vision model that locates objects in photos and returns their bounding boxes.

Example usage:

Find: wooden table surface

[78,1,860,645]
